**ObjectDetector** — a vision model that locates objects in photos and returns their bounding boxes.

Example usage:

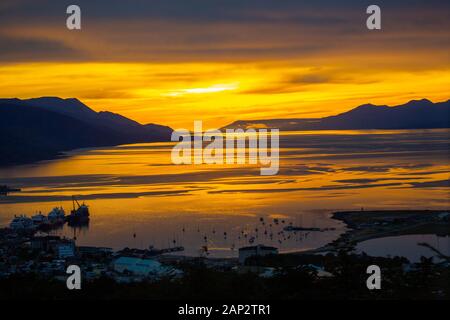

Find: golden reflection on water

[0,130,448,257]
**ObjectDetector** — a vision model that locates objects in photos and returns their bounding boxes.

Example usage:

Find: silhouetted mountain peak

[28,96,85,107]
[350,103,379,111]
[335,103,388,117]
[28,96,61,102]
[65,97,91,108]
[357,103,377,108]
[19,96,98,119]
[224,98,450,131]
[411,98,432,103]
[399,98,434,108]
[66,97,82,103]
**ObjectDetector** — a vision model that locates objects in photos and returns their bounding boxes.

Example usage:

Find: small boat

[31,212,48,224]
[9,215,35,230]
[48,207,66,222]
[283,226,336,232]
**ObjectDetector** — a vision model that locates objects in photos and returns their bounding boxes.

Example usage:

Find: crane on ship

[67,195,90,224]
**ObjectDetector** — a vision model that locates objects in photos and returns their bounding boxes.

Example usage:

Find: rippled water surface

[0,129,448,258]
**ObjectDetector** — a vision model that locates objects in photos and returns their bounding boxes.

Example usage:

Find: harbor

[8,196,90,232]
[0,184,449,298]
[0,130,448,296]
[0,195,344,282]
[3,199,337,258]
[1,197,448,284]
[0,128,448,259]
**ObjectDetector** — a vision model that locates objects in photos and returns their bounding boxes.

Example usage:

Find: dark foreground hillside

[0,252,448,300]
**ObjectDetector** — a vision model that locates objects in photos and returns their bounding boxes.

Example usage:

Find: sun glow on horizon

[162,83,239,96]
[0,61,449,129]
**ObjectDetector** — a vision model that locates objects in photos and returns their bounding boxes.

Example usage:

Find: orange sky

[0,1,449,129]
[0,60,448,128]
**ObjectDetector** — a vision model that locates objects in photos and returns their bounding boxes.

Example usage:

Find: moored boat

[48,207,66,223]
[9,215,35,230]
[31,212,48,224]
[67,196,90,225]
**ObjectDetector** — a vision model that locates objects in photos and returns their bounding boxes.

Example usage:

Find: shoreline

[296,209,450,255]
[157,209,450,260]
[2,209,448,260]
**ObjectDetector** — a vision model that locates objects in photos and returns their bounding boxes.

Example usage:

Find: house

[235,265,276,277]
[113,256,165,276]
[56,242,75,258]
[437,212,450,221]
[31,235,60,251]
[238,245,278,264]
[78,246,113,256]
[304,264,333,277]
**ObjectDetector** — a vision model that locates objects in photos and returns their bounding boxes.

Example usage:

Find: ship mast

[72,195,81,211]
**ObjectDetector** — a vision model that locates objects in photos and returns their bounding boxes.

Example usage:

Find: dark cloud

[207,182,405,194]
[409,179,450,188]
[290,73,331,85]
[0,168,262,191]
[334,177,426,184]
[0,189,193,204]
[0,35,86,61]
[398,170,450,176]
[1,1,448,24]
[241,71,381,95]
[339,163,434,173]
[0,0,449,62]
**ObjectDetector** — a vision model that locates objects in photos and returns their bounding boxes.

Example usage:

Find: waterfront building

[238,245,278,264]
[113,257,164,276]
[56,242,75,258]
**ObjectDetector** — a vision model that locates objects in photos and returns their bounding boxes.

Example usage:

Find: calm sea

[0,129,449,259]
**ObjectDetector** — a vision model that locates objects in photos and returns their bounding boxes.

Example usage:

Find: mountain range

[0,97,449,166]
[223,99,450,131]
[0,97,172,166]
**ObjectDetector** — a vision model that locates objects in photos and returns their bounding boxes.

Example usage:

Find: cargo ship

[67,196,90,225]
